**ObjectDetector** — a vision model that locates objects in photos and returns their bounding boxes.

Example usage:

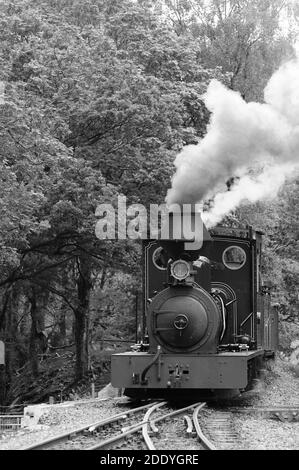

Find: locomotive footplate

[111,350,264,390]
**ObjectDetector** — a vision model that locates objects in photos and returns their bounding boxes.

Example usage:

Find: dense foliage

[0,0,298,403]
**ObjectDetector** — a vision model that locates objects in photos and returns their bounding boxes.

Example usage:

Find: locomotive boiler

[111,207,278,398]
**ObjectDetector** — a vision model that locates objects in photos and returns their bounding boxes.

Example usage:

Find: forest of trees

[0,0,298,403]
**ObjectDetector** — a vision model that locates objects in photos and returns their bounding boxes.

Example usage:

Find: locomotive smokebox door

[0,341,4,365]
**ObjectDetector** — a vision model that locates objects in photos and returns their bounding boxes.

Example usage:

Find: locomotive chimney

[162,202,210,249]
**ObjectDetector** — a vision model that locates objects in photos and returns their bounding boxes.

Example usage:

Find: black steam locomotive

[111,208,278,399]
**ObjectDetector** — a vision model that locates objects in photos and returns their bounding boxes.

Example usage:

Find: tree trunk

[74,254,92,381]
[29,289,39,377]
[57,270,69,346]
[58,305,66,346]
[0,364,5,405]
[0,286,17,403]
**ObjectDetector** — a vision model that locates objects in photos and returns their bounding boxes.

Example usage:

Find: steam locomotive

[111,207,278,399]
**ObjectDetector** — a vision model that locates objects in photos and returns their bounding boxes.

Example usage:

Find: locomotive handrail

[240,311,253,328]
[225,298,237,307]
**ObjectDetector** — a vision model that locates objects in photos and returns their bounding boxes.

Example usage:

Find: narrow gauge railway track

[141,402,216,451]
[21,402,158,450]
[88,401,216,451]
[24,401,288,451]
[87,401,167,450]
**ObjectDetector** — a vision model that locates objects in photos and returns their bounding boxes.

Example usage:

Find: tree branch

[30,279,77,314]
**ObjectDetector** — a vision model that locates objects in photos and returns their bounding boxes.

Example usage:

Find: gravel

[153,415,204,451]
[234,416,299,449]
[229,357,299,450]
[0,396,130,450]
[252,356,299,406]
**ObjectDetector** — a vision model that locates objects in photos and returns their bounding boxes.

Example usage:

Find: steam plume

[166,59,299,226]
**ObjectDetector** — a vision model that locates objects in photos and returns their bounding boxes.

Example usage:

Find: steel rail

[86,401,167,450]
[142,402,166,450]
[228,405,299,422]
[192,404,217,450]
[228,405,299,411]
[21,402,157,450]
[142,401,206,450]
[87,401,206,450]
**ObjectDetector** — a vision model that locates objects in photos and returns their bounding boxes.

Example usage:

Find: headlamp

[170,259,190,280]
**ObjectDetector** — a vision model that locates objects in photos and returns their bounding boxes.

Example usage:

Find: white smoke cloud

[166,59,299,225]
[202,163,294,227]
